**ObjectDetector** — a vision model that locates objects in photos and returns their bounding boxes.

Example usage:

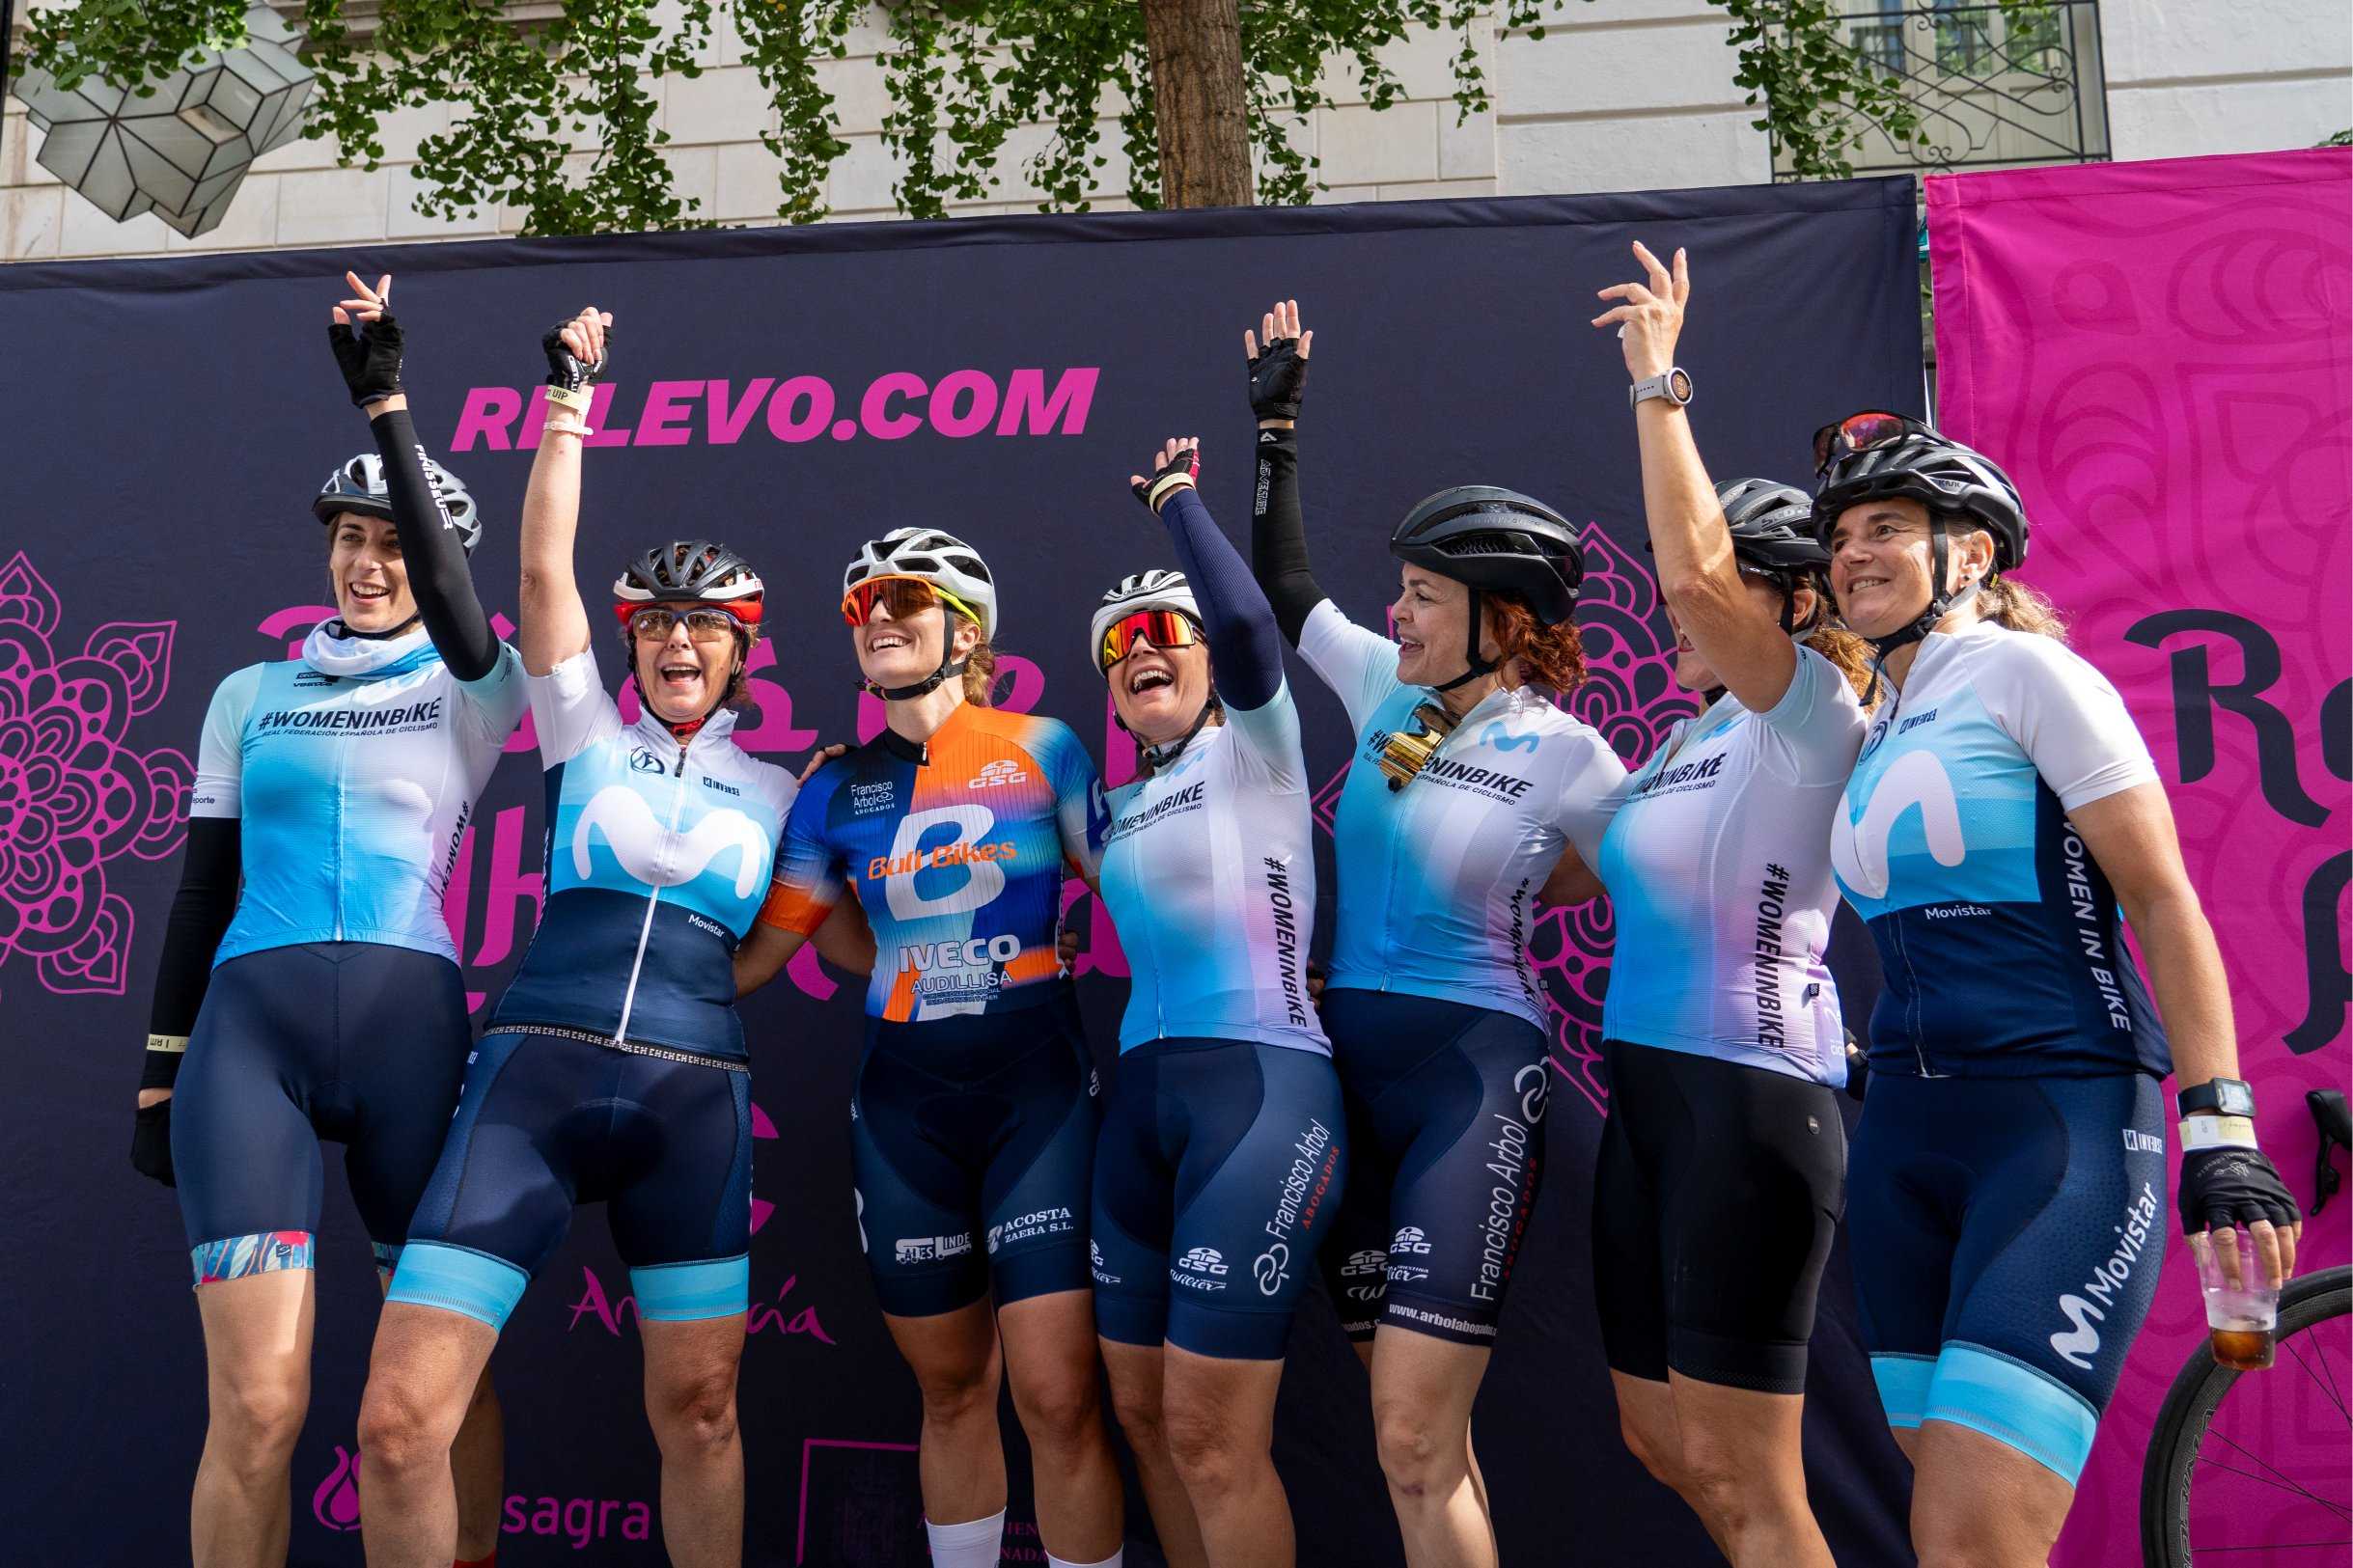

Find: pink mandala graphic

[0,553,188,999]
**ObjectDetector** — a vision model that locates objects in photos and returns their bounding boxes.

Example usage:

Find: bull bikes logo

[2048,1181,2160,1371]
[313,1444,655,1548]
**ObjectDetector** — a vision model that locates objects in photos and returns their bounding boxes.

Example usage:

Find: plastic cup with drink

[2190,1226,2278,1371]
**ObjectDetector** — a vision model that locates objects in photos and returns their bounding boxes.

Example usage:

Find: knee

[209,1368,308,1466]
[915,1358,1000,1428]
[1109,1383,1169,1458]
[1161,1398,1256,1500]
[1371,1403,1463,1500]
[357,1380,448,1479]
[1010,1369,1102,1454]
[1618,1416,1682,1493]
[1680,1453,1763,1535]
[649,1364,740,1456]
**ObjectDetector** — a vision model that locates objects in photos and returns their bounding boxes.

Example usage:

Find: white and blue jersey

[1593,646,1867,1085]
[489,646,797,1063]
[191,623,526,965]
[1829,619,2169,1079]
[1296,601,1625,1030]
[1098,682,1327,1056]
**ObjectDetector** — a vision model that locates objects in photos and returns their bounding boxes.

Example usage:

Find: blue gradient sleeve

[1158,484,1284,713]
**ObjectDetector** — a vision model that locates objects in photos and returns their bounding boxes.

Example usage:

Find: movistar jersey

[490,647,796,1062]
[1297,601,1626,1032]
[759,701,1106,1022]
[1593,646,1868,1085]
[1829,619,2169,1078]
[1098,682,1327,1056]
[192,623,525,966]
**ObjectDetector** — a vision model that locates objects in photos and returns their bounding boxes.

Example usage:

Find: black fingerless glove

[2178,1142,2299,1237]
[1131,446,1202,514]
[328,313,405,406]
[542,319,611,395]
[1247,334,1309,422]
[131,1099,176,1188]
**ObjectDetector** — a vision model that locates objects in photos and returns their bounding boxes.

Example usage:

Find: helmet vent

[1435,530,1536,559]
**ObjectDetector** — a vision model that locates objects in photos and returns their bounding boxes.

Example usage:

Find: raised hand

[543,306,614,397]
[328,269,403,407]
[1592,241,1688,384]
[1244,299,1312,423]
[1130,436,1202,515]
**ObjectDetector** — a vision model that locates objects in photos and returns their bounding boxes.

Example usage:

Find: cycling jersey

[191,623,525,965]
[1829,620,2169,1078]
[488,646,796,1061]
[1295,600,1625,1029]
[1097,686,1326,1056]
[1593,646,1867,1085]
[760,702,1106,1022]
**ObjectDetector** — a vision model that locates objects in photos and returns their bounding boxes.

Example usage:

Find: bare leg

[998,1289,1122,1562]
[378,1272,503,1562]
[1367,1327,1494,1568]
[355,1303,498,1568]
[1161,1344,1292,1568]
[1669,1374,1831,1568]
[883,1301,1008,1529]
[1609,1371,1731,1555]
[642,1312,750,1568]
[191,1270,315,1568]
[1909,1418,2076,1568]
[1101,1339,1207,1568]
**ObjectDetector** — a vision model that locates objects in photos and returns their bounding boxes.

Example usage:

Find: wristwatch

[1629,368,1693,408]
[2178,1077,2255,1118]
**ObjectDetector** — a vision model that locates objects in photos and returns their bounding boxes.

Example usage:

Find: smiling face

[1666,573,1817,692]
[1825,497,1994,640]
[632,606,743,725]
[853,595,974,695]
[326,512,417,633]
[1107,630,1213,746]
[1391,564,1497,687]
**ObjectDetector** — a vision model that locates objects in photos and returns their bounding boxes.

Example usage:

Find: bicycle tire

[2140,1264,2351,1566]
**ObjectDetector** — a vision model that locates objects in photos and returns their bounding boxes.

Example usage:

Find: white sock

[1047,1552,1123,1568]
[924,1509,1006,1568]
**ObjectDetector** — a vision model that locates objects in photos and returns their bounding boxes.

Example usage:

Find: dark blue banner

[0,178,1923,1564]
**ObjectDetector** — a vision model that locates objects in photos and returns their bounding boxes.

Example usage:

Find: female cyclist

[355,305,867,1568]
[129,273,513,1567]
[1085,438,1345,1568]
[1244,301,1625,1568]
[1811,405,2303,1566]
[1587,243,1874,1567]
[734,525,1123,1568]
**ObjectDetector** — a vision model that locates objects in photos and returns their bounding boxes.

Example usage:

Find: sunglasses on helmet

[1812,410,1935,477]
[840,574,982,631]
[1096,609,1204,673]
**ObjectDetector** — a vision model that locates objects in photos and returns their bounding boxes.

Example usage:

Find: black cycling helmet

[313,452,482,554]
[1668,478,1834,636]
[610,540,766,728]
[1811,413,2028,664]
[1391,486,1583,692]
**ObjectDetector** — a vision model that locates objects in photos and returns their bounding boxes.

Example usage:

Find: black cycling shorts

[1592,1038,1846,1395]
[1316,989,1549,1348]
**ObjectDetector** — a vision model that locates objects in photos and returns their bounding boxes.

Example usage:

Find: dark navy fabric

[1316,990,1549,1347]
[1156,486,1285,712]
[496,884,747,1059]
[850,994,1098,1316]
[1092,1036,1346,1359]
[171,942,471,1254]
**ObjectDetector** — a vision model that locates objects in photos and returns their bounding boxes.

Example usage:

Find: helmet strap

[860,606,970,702]
[1431,588,1497,694]
[332,611,424,643]
[1863,517,1981,694]
[1140,693,1222,776]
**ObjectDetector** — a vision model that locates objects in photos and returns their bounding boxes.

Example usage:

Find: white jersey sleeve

[1224,678,1311,794]
[528,645,624,767]
[1972,630,2160,811]
[1296,599,1404,735]
[1549,722,1631,867]
[189,664,263,820]
[1755,645,1870,788]
[453,642,530,749]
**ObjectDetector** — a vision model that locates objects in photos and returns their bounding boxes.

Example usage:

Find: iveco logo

[573,787,771,895]
[1832,750,1966,899]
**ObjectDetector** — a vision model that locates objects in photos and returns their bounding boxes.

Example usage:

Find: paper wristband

[2180,1114,2258,1151]
[544,384,594,411]
[146,1033,189,1054]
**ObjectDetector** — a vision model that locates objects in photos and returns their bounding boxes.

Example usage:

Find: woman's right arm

[1245,300,1325,646]
[517,308,610,676]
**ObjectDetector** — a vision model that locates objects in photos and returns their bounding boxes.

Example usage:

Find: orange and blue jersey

[760,702,1107,1021]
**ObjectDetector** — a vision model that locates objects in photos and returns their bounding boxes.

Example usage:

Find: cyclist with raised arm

[1084,437,1345,1568]
[1812,405,2303,1567]
[734,528,1123,1568]
[1245,301,1625,1568]
[353,306,868,1568]
[1586,243,1876,1566]
[131,273,513,1568]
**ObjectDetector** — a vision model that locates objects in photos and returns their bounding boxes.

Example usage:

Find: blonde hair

[1805,622,1879,705]
[959,626,998,707]
[1977,576,2069,643]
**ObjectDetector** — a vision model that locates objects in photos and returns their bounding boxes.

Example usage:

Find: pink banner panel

[1930,148,2351,1566]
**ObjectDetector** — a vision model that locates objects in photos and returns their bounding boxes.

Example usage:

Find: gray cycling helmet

[313,452,482,555]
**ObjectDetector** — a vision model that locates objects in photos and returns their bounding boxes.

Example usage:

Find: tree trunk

[1139,0,1252,207]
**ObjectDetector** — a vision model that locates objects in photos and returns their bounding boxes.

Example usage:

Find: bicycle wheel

[2141,1264,2351,1565]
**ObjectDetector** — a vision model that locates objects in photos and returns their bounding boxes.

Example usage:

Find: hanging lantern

[14,7,314,240]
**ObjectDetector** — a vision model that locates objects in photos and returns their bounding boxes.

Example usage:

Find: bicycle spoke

[2177,1543,2353,1553]
[2195,1432,2352,1518]
[2289,1327,2349,1423]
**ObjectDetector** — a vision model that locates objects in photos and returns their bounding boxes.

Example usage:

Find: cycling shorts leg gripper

[631,1255,752,1322]
[386,1242,531,1330]
[191,1231,316,1285]
[1869,1353,1936,1428]
[1922,1342,2101,1483]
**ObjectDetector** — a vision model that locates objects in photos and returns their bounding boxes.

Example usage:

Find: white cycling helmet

[313,451,482,554]
[842,527,998,640]
[1090,569,1200,671]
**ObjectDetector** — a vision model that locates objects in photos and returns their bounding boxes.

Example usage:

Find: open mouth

[1398,637,1424,660]
[347,583,390,604]
[865,629,911,654]
[1127,667,1174,696]
[657,662,703,689]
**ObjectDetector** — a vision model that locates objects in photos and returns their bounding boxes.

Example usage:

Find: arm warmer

[370,406,502,680]
[1249,427,1326,647]
[141,816,241,1089]
[1157,485,1285,713]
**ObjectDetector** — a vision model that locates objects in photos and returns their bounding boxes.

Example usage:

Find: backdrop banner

[1930,147,2352,1567]
[0,179,1925,1563]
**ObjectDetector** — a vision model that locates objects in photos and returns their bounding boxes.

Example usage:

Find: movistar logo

[1480,723,1539,754]
[1832,749,1965,899]
[572,787,771,896]
[2050,1296,2105,1369]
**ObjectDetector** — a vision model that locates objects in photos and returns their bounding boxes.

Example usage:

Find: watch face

[2218,1080,2255,1115]
[1669,369,1693,402]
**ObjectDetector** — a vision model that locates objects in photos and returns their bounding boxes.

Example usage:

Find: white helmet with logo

[842,527,998,640]
[1089,569,1199,670]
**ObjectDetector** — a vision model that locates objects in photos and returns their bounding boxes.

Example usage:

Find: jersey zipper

[611,733,692,1044]
[331,689,350,942]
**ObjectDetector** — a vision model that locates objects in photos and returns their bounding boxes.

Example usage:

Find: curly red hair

[1483,591,1588,692]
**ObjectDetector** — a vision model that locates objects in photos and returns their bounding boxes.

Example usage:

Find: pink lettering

[859,371,927,440]
[787,943,836,1004]
[997,367,1097,435]
[927,369,1000,438]
[259,604,337,660]
[992,652,1045,714]
[728,642,820,752]
[634,379,704,447]
[766,375,834,443]
[468,805,544,970]
[584,383,631,448]
[706,377,776,445]
[451,386,523,453]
